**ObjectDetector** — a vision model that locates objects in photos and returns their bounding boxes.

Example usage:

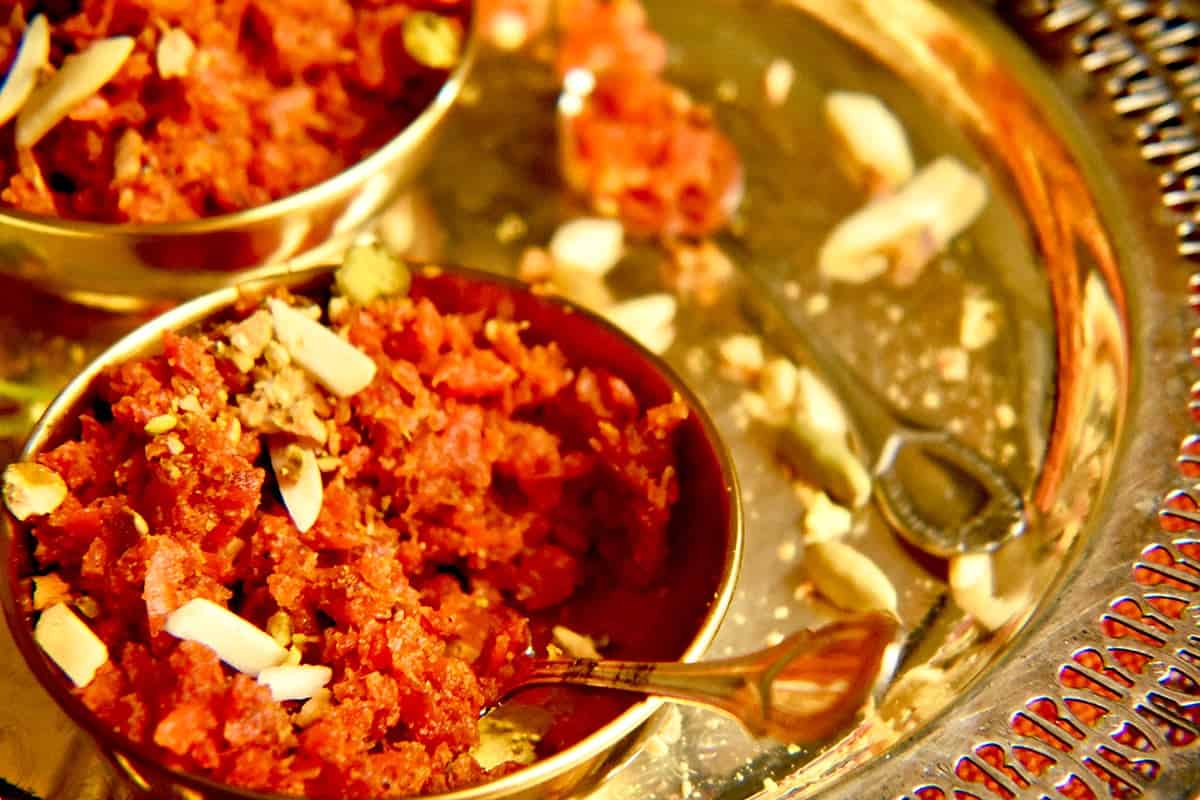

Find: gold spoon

[485,612,900,743]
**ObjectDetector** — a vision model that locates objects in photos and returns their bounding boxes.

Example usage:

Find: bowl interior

[1,265,741,799]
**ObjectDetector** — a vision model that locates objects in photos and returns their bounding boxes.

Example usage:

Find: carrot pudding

[0,1,468,223]
[3,251,725,798]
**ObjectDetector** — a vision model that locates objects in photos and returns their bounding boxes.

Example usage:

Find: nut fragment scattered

[802,492,853,543]
[549,217,625,277]
[164,597,288,676]
[35,602,109,687]
[403,11,462,69]
[269,439,323,534]
[112,129,145,183]
[804,539,898,614]
[16,36,136,149]
[794,367,849,438]
[718,334,765,381]
[551,625,602,659]
[144,414,178,435]
[257,664,333,702]
[602,293,677,355]
[3,462,68,520]
[32,573,72,611]
[824,91,914,195]
[295,688,332,727]
[0,14,50,128]
[759,358,798,416]
[949,540,1034,633]
[156,28,196,79]
[778,420,871,509]
[960,291,1000,352]
[267,298,377,398]
[818,156,987,286]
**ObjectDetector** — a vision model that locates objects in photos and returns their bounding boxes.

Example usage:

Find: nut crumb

[4,462,67,520]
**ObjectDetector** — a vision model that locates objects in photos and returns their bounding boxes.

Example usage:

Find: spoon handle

[498,614,898,743]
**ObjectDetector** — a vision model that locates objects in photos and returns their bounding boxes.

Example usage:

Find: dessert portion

[0,1,468,222]
[5,250,722,798]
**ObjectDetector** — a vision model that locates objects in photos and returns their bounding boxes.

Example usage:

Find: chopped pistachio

[3,462,67,520]
[403,11,461,70]
[335,243,412,306]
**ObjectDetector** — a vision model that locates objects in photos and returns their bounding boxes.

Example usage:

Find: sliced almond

[34,602,108,687]
[824,91,914,195]
[267,298,377,398]
[257,664,332,701]
[164,597,287,676]
[155,28,195,79]
[602,294,677,355]
[269,439,323,533]
[0,14,49,128]
[17,36,135,149]
[804,539,898,614]
[550,625,601,659]
[818,156,987,285]
[4,462,67,520]
[549,217,625,277]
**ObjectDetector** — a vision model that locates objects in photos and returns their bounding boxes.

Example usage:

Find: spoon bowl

[487,612,901,744]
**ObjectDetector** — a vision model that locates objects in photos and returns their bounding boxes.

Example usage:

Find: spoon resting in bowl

[485,612,900,743]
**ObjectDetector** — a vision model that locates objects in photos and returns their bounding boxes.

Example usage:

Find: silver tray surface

[0,1,1195,798]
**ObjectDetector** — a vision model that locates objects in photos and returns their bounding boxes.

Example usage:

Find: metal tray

[0,0,1195,798]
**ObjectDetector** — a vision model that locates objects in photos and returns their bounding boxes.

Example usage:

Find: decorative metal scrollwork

[897,1,1200,797]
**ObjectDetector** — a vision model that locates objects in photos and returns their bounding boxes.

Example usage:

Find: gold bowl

[0,25,477,309]
[0,262,744,800]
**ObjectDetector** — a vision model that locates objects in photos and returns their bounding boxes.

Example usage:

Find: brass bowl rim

[1,262,745,800]
[0,11,477,236]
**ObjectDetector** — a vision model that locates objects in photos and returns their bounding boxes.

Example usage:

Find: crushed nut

[551,625,602,659]
[3,462,68,520]
[32,573,72,611]
[602,294,677,355]
[112,129,144,183]
[718,334,765,381]
[804,539,898,614]
[295,688,332,727]
[144,414,178,435]
[824,91,914,196]
[802,492,853,543]
[156,27,195,79]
